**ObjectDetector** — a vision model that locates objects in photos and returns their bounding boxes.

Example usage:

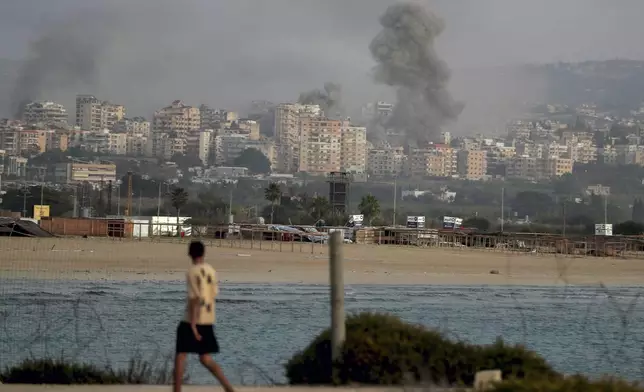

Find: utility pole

[228,187,233,219]
[329,230,345,364]
[39,181,44,219]
[392,178,397,226]
[21,183,30,218]
[138,191,142,216]
[500,187,505,232]
[604,193,608,225]
[72,185,78,218]
[157,181,162,217]
[117,184,121,215]
[562,199,567,237]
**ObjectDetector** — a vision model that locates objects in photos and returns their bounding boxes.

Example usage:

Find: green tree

[511,191,554,219]
[632,198,644,223]
[614,220,644,236]
[358,194,381,225]
[233,148,272,174]
[463,217,490,231]
[309,196,331,222]
[170,187,189,236]
[264,182,281,223]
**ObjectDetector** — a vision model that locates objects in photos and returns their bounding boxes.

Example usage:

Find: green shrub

[285,312,560,386]
[0,356,180,385]
[0,358,123,384]
[490,375,644,392]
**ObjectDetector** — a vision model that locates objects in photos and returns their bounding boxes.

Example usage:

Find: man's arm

[187,271,202,340]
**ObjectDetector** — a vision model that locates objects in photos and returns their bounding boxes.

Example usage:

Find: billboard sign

[406,216,426,229]
[595,223,613,236]
[33,205,50,221]
[443,216,463,230]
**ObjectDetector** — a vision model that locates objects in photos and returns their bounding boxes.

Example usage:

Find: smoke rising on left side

[10,8,118,117]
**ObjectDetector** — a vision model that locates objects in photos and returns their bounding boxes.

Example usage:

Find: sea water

[1,279,644,384]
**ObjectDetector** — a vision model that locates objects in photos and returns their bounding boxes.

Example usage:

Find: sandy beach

[1,237,644,286]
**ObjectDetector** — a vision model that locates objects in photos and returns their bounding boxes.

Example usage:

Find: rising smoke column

[10,9,116,117]
[298,82,343,117]
[369,2,463,146]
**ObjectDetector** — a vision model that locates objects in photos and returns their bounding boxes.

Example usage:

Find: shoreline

[2,237,644,286]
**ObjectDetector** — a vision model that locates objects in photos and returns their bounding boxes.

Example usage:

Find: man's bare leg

[173,353,187,392]
[199,354,235,392]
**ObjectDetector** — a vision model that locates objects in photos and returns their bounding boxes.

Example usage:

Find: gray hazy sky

[1,0,643,126]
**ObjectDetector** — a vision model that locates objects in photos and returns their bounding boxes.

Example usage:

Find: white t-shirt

[183,263,218,325]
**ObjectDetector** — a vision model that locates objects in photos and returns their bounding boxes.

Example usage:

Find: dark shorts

[175,321,220,354]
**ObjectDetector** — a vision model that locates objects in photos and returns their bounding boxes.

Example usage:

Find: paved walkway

[0,386,467,392]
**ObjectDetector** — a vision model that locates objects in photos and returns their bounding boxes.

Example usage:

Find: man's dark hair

[188,240,205,259]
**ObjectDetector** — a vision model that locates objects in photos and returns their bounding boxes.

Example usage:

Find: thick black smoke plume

[369,2,463,146]
[10,9,115,117]
[298,82,343,117]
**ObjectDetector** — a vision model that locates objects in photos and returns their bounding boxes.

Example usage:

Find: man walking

[174,240,235,392]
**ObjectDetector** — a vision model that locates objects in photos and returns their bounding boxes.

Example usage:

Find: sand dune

[1,237,643,286]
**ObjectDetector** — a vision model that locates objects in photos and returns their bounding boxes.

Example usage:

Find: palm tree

[264,182,281,223]
[358,194,381,225]
[309,196,331,221]
[170,187,189,236]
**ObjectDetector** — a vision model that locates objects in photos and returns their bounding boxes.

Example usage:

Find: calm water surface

[1,279,644,384]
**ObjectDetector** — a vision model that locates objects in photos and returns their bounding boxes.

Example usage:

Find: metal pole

[329,231,345,364]
[562,200,566,237]
[40,181,44,219]
[157,181,162,217]
[117,185,121,215]
[22,183,28,217]
[392,178,397,226]
[138,191,142,216]
[604,193,608,224]
[501,187,504,232]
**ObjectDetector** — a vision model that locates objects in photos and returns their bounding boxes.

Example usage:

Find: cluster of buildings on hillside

[4,95,644,185]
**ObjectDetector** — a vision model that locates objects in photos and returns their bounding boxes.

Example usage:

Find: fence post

[329,230,345,369]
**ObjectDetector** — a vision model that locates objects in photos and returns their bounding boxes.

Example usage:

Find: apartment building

[506,156,572,180]
[0,120,23,155]
[213,134,250,165]
[108,133,128,155]
[46,132,69,152]
[297,117,343,174]
[237,119,260,140]
[408,149,447,177]
[75,95,125,131]
[6,156,27,177]
[186,129,214,165]
[150,134,188,161]
[17,130,48,155]
[274,103,321,172]
[126,134,148,157]
[199,105,238,129]
[23,101,68,125]
[115,117,151,138]
[432,144,458,176]
[153,100,200,136]
[547,157,574,177]
[457,150,487,180]
[339,125,367,174]
[367,147,406,177]
[54,162,117,184]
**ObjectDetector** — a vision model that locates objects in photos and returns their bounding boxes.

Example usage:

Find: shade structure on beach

[0,217,54,237]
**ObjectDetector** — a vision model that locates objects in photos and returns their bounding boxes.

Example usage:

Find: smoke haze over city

[2,0,644,133]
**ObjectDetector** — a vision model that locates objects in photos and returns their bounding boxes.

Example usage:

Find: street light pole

[500,187,505,232]
[157,181,162,217]
[392,177,397,226]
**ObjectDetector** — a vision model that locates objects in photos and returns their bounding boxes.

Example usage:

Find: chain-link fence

[3,223,644,385]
